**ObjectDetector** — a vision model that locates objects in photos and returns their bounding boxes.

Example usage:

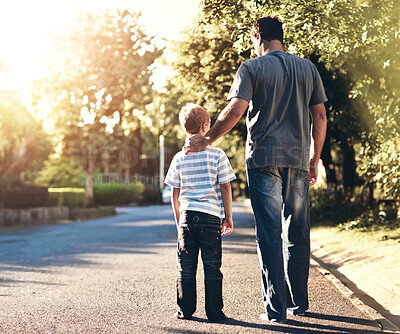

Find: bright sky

[0,0,201,91]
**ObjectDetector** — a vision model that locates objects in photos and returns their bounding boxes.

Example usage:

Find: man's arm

[171,187,180,227]
[220,182,233,236]
[184,97,249,153]
[309,103,327,185]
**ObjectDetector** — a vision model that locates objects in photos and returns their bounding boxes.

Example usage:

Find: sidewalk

[311,228,400,328]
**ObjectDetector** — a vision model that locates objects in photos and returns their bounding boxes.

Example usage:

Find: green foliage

[93,183,144,205]
[309,187,364,227]
[162,0,257,187]
[214,133,247,197]
[48,188,85,208]
[36,155,85,188]
[28,9,162,206]
[140,185,160,204]
[166,0,400,206]
[338,201,400,231]
[278,0,400,197]
[344,1,400,199]
[0,186,49,208]
[48,183,153,207]
[0,98,51,177]
[310,187,399,231]
[0,174,25,190]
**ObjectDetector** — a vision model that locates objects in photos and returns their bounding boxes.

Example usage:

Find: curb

[0,207,117,232]
[311,243,400,333]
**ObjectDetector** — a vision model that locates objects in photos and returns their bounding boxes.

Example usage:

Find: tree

[29,9,162,207]
[168,0,400,202]
[36,155,84,188]
[162,0,256,194]
[0,98,51,180]
[279,0,400,198]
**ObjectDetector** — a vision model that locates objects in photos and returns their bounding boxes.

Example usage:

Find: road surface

[0,203,386,333]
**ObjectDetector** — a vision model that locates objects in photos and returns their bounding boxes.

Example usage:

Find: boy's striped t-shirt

[164,146,236,219]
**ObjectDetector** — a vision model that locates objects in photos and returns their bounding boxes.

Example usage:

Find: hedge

[0,186,49,208]
[44,183,148,208]
[140,185,160,204]
[93,183,144,206]
[48,188,85,208]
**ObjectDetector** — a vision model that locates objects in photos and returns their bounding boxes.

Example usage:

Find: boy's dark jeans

[176,211,224,320]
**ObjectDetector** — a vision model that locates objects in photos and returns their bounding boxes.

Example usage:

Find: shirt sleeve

[164,155,181,188]
[227,63,253,102]
[217,151,236,185]
[309,64,328,106]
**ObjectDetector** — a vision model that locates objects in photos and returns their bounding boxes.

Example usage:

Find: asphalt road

[0,203,387,333]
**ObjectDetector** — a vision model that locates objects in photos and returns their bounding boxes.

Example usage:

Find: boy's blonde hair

[179,103,210,135]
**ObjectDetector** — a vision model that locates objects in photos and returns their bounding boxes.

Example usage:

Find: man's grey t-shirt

[227,51,328,171]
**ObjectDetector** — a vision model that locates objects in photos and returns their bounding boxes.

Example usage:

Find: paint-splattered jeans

[247,167,310,321]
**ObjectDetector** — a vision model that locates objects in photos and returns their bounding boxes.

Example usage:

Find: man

[185,16,327,323]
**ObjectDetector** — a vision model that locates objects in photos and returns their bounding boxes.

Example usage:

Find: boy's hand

[221,217,233,236]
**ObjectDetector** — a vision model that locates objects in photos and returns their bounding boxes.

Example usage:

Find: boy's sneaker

[174,311,192,320]
[259,313,287,324]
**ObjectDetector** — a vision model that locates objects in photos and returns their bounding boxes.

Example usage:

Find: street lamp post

[159,134,164,190]
[159,104,165,191]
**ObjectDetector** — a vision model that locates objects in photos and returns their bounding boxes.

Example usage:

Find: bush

[48,183,151,208]
[309,187,364,227]
[0,174,25,190]
[36,155,85,188]
[48,188,85,208]
[338,201,400,231]
[310,187,400,231]
[139,186,160,204]
[0,186,49,208]
[93,183,144,206]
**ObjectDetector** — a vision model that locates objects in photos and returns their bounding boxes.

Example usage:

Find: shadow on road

[159,314,384,334]
[0,206,176,269]
[0,204,392,333]
[0,205,257,271]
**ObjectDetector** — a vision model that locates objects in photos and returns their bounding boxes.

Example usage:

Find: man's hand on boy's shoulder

[221,217,233,236]
[184,134,209,154]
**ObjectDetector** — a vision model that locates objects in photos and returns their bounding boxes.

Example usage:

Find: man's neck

[259,40,284,56]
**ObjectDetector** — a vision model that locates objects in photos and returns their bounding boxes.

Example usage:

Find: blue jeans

[247,167,310,321]
[176,211,224,320]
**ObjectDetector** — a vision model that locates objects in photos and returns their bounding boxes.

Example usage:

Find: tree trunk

[321,138,338,188]
[84,157,97,208]
[362,182,375,206]
[342,143,356,198]
[320,114,337,188]
[135,124,143,175]
[368,182,375,206]
[124,165,130,182]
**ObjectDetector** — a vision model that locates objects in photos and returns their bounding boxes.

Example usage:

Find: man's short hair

[252,16,283,44]
[179,103,210,135]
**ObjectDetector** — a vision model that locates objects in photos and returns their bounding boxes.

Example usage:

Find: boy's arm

[220,182,233,236]
[171,187,180,228]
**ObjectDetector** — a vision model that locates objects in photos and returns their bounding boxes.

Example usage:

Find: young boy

[164,103,236,322]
